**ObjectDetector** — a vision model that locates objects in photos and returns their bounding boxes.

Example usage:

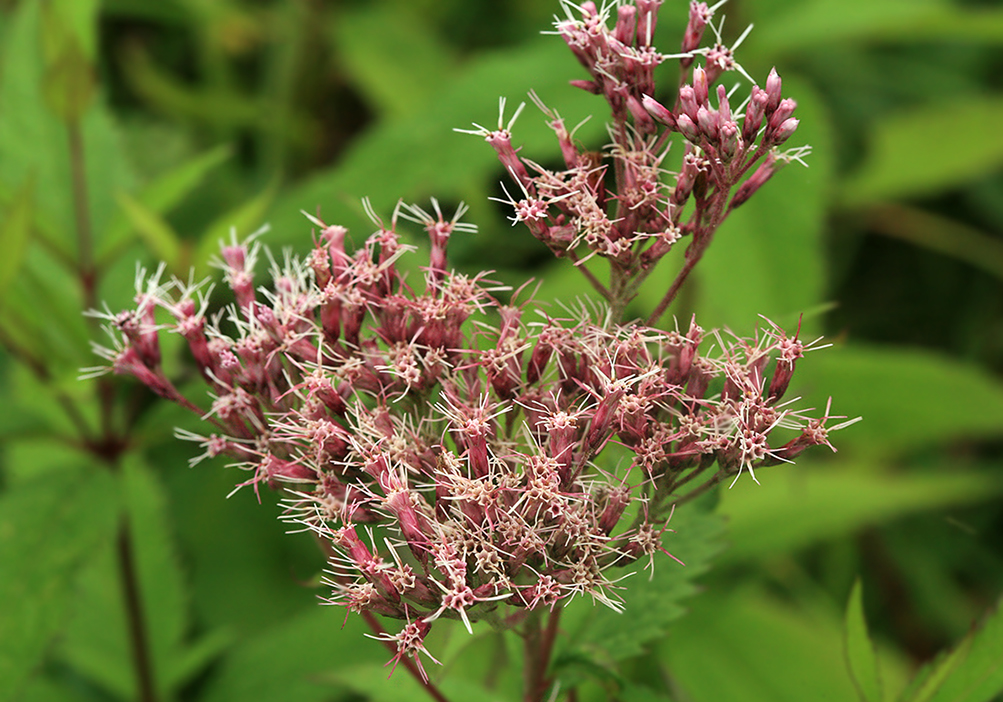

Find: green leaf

[98,145,231,267]
[688,76,830,336]
[793,345,1003,452]
[0,465,120,702]
[922,597,1003,702]
[618,683,676,702]
[0,176,34,302]
[332,4,456,120]
[114,191,184,272]
[193,176,280,273]
[200,607,379,702]
[0,0,134,254]
[845,579,883,702]
[749,0,1003,57]
[324,664,513,702]
[840,98,1003,206]
[717,466,1003,562]
[57,455,218,700]
[558,503,725,667]
[899,637,973,702]
[663,588,862,702]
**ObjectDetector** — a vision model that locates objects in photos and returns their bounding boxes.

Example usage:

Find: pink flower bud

[613,4,637,46]
[641,94,676,129]
[743,85,769,143]
[676,112,699,142]
[678,85,699,120]
[692,66,709,105]
[765,67,783,113]
[681,2,711,55]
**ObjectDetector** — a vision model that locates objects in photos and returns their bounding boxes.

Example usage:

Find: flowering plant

[89,1,854,699]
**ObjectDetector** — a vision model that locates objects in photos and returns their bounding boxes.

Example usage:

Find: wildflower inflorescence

[89,0,855,680]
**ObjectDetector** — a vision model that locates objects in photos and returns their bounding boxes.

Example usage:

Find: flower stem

[523,607,562,702]
[116,520,158,702]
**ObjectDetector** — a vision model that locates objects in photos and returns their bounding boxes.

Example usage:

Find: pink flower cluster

[460,1,811,323]
[88,0,855,679]
[90,198,850,676]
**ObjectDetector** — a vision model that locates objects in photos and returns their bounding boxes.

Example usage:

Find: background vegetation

[1,0,1002,700]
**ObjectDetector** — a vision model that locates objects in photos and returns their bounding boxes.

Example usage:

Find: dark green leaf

[332,4,456,120]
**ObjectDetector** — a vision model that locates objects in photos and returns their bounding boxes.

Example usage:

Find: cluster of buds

[460,0,811,322]
[89,198,852,676]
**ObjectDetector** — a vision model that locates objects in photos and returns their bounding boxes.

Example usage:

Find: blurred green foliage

[1,0,1002,701]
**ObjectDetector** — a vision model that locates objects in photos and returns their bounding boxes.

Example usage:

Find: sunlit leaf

[840,98,1003,206]
[793,345,1003,452]
[664,588,861,702]
[0,176,34,301]
[717,467,1003,562]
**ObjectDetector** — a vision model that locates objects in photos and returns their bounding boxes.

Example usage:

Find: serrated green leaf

[0,176,34,301]
[332,4,456,120]
[57,455,203,700]
[840,98,1003,206]
[560,504,725,667]
[0,466,120,702]
[793,345,1003,452]
[717,466,1003,562]
[923,597,1003,702]
[115,191,183,272]
[845,579,883,702]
